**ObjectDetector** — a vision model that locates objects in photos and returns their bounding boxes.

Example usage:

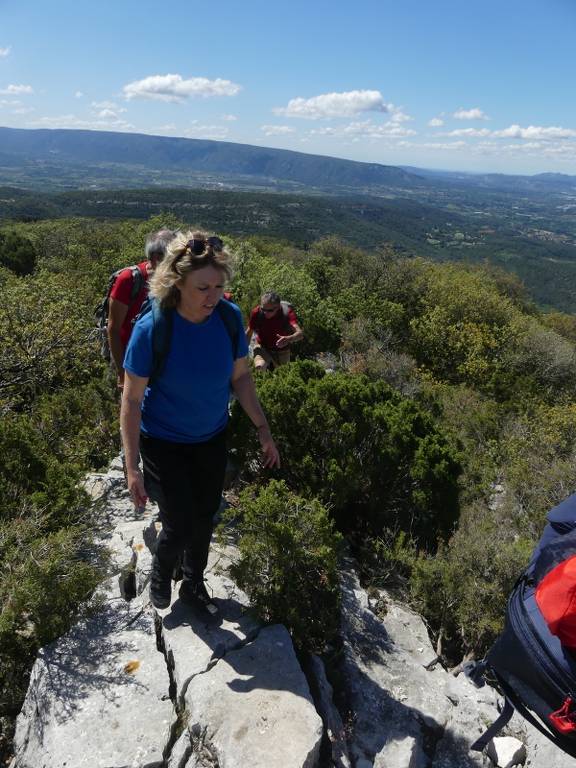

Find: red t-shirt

[248,304,298,351]
[109,261,150,349]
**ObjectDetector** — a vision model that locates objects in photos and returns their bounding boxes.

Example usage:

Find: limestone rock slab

[183,624,323,768]
[158,544,261,700]
[340,565,451,765]
[11,593,174,768]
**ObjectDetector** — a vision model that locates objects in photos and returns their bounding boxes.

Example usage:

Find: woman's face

[177,265,226,322]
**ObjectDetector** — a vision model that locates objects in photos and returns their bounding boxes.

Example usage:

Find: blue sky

[1,0,575,175]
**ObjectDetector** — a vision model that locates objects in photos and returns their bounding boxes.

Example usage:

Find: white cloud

[95,108,119,119]
[0,98,34,115]
[0,46,11,58]
[91,101,127,120]
[181,121,231,140]
[75,91,84,99]
[453,107,489,121]
[274,89,399,120]
[309,119,416,140]
[221,114,237,122]
[261,124,295,136]
[397,140,467,151]
[389,109,412,124]
[28,114,134,131]
[92,100,126,112]
[0,83,33,95]
[428,117,444,127]
[493,124,576,140]
[441,127,492,138]
[123,73,241,103]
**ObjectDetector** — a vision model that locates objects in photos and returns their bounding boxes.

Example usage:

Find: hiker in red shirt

[108,229,176,388]
[246,291,303,372]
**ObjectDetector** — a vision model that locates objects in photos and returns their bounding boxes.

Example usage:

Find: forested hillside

[1,215,576,760]
[2,186,576,314]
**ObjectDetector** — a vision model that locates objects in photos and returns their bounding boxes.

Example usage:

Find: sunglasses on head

[186,236,224,255]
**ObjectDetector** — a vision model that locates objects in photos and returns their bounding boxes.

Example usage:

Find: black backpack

[466,493,576,757]
[94,265,145,360]
[135,297,241,384]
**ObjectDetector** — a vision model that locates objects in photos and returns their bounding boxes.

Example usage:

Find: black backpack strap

[128,265,145,303]
[150,302,173,384]
[280,300,297,334]
[471,673,576,758]
[470,697,515,752]
[216,301,241,359]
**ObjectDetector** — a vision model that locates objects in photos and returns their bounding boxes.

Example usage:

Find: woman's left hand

[257,425,281,468]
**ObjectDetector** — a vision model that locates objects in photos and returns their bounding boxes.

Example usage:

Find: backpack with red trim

[466,493,576,757]
[94,265,145,361]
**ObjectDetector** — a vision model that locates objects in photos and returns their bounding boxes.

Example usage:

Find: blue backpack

[134,297,241,383]
[466,493,576,758]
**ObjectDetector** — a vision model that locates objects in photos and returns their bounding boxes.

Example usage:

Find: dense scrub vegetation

[1,212,576,756]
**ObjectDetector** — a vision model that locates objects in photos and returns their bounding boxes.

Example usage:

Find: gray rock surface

[11,460,576,768]
[306,653,352,768]
[10,586,174,768]
[183,624,323,768]
[486,736,527,767]
[158,545,261,700]
[10,464,323,768]
[338,562,576,768]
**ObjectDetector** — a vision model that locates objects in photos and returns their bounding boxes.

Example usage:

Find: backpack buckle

[462,659,487,688]
[550,696,576,734]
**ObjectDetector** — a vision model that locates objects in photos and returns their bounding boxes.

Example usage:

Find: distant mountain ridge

[400,165,576,193]
[0,126,423,192]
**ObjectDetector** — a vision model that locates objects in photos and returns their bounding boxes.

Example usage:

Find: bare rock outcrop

[10,461,322,768]
[10,458,576,767]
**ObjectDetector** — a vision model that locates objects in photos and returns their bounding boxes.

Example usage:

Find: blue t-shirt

[124,301,248,443]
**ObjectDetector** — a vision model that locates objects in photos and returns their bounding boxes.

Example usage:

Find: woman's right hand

[127,467,148,510]
[257,425,281,469]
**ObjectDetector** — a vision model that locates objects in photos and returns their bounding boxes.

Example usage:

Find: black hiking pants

[140,429,227,582]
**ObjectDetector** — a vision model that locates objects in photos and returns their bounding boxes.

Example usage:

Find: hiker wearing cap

[107,229,176,389]
[121,230,280,614]
[246,291,304,372]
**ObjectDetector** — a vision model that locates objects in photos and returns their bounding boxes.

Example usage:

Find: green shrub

[0,230,37,276]
[410,501,533,658]
[0,413,90,527]
[230,361,461,546]
[500,403,576,541]
[221,480,342,651]
[32,380,118,470]
[0,515,105,721]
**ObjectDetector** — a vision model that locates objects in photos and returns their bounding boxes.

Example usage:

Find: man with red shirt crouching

[107,229,176,389]
[246,291,304,372]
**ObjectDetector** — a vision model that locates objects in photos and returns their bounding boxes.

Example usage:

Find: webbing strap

[470,698,514,752]
[472,674,576,758]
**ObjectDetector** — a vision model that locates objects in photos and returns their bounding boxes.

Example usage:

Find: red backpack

[536,555,576,648]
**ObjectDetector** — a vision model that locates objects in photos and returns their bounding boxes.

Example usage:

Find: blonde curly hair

[148,230,232,309]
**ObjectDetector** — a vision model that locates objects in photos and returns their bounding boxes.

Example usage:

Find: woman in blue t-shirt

[121,230,280,613]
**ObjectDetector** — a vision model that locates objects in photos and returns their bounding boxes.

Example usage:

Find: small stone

[486,736,527,767]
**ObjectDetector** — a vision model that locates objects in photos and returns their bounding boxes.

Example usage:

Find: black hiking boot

[179,579,219,616]
[149,557,172,609]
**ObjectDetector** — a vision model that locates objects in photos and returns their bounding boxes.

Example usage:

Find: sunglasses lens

[192,239,206,255]
[207,236,224,251]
